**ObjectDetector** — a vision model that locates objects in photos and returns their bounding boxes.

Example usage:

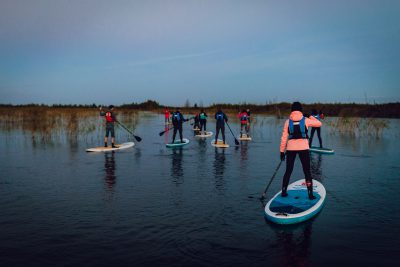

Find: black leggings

[172,126,183,142]
[309,127,322,147]
[215,123,225,142]
[282,150,312,192]
[200,120,207,131]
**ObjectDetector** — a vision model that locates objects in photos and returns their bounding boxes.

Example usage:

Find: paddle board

[193,127,200,131]
[239,134,252,141]
[195,131,213,138]
[166,138,190,148]
[211,139,229,148]
[264,179,326,225]
[86,142,135,152]
[309,146,334,154]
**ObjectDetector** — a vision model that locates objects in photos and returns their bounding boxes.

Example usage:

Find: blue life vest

[216,112,224,121]
[240,114,248,121]
[173,112,181,122]
[312,114,320,121]
[288,117,308,139]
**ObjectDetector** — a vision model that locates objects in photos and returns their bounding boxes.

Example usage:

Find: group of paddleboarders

[100,102,325,200]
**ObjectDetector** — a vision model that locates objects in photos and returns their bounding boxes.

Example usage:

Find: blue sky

[0,0,399,105]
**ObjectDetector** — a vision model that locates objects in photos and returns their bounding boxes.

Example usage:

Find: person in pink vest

[279,102,322,199]
[237,109,250,138]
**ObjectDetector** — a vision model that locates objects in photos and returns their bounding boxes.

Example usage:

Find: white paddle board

[86,142,135,152]
[195,131,213,138]
[239,134,252,141]
[211,139,229,148]
[264,179,326,224]
[309,146,334,154]
[166,138,190,148]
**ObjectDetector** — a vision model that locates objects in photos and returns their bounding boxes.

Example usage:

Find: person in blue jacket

[171,108,188,143]
[214,108,228,144]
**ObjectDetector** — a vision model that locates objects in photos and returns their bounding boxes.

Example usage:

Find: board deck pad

[195,131,213,138]
[166,138,190,148]
[264,179,326,224]
[309,146,334,154]
[211,139,229,148]
[86,142,135,152]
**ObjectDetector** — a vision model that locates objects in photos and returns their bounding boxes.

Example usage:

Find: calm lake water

[1,112,399,267]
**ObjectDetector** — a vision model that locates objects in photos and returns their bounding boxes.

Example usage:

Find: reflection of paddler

[214,108,228,145]
[171,148,183,180]
[100,105,117,148]
[279,102,322,200]
[104,152,116,189]
[309,109,324,148]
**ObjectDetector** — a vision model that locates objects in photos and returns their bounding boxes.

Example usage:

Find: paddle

[260,160,283,200]
[116,121,142,142]
[159,116,194,136]
[225,121,240,146]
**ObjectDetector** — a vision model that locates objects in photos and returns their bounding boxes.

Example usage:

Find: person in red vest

[100,105,117,148]
[164,107,171,124]
[237,109,250,138]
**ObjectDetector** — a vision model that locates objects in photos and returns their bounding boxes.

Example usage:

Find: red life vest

[105,112,114,122]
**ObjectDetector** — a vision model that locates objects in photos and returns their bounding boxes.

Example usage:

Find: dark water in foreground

[1,114,399,266]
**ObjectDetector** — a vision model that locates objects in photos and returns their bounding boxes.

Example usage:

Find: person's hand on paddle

[280,152,285,161]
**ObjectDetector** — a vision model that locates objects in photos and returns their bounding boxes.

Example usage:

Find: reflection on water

[171,148,184,183]
[104,152,116,191]
[213,149,226,191]
[310,153,323,182]
[272,221,313,267]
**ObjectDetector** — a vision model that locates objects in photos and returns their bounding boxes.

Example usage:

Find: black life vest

[288,117,308,139]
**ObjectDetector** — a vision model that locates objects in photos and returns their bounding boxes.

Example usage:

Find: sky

[0,0,399,106]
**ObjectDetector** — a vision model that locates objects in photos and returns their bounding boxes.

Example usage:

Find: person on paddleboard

[164,107,171,124]
[199,109,208,134]
[100,105,117,148]
[193,112,201,132]
[279,102,322,200]
[171,108,188,144]
[214,108,228,144]
[238,109,250,138]
[309,109,324,148]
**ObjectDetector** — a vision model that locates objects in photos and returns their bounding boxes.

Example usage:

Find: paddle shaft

[261,160,283,199]
[116,121,142,142]
[225,121,239,145]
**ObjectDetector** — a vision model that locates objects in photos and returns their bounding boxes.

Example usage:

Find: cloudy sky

[1,0,399,105]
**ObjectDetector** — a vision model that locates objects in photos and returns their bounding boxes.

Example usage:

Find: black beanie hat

[109,105,114,109]
[291,102,302,112]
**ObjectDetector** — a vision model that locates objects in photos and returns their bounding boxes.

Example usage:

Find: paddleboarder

[214,108,228,144]
[164,107,171,124]
[171,108,188,144]
[199,109,208,134]
[193,112,201,132]
[309,109,324,148]
[238,109,250,138]
[100,105,117,148]
[279,102,322,200]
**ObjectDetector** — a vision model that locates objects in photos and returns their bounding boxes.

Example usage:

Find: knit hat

[291,102,302,112]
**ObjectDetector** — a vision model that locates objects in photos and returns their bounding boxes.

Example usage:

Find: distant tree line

[1,101,399,118]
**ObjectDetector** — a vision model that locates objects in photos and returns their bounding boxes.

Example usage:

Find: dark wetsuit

[309,115,322,148]
[100,110,117,137]
[215,111,228,143]
[199,112,207,131]
[172,111,186,143]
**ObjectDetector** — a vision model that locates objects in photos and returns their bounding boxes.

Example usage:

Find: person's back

[214,109,228,144]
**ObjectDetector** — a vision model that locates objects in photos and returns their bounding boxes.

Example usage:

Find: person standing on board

[164,107,171,124]
[237,109,250,138]
[171,108,188,143]
[309,109,324,148]
[199,109,208,134]
[214,108,228,144]
[193,112,201,131]
[279,102,322,200]
[100,105,117,148]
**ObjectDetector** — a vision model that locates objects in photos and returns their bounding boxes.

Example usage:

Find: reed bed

[325,117,389,138]
[0,107,139,144]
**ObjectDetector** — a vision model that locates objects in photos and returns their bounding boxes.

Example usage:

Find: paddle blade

[134,135,142,142]
[234,138,240,146]
[159,131,165,136]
